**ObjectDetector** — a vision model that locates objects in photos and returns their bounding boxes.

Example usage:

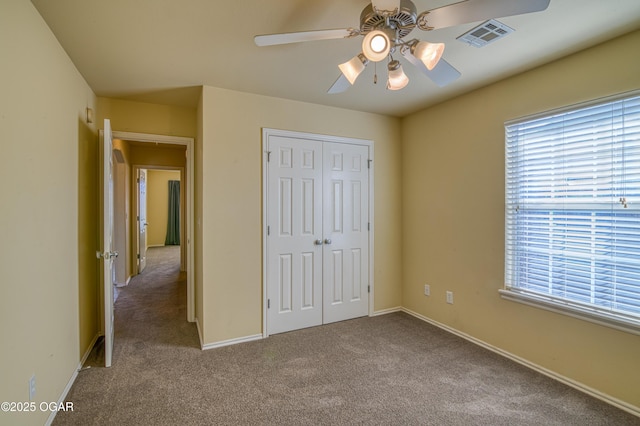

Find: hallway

[114,245,197,349]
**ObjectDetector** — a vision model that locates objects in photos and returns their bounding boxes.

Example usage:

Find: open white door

[137,168,148,273]
[99,119,117,367]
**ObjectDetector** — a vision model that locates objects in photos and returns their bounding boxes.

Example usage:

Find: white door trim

[112,131,196,323]
[262,128,374,337]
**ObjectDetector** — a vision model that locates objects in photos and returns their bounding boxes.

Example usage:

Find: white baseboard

[201,333,263,351]
[400,307,640,418]
[371,306,403,316]
[46,333,100,426]
[115,276,131,288]
[45,367,78,426]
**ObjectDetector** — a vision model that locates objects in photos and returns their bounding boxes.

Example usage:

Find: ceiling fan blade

[420,0,550,31]
[254,29,356,47]
[371,0,401,15]
[327,74,352,94]
[401,48,461,87]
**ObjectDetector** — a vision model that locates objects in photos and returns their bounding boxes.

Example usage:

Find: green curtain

[165,180,180,245]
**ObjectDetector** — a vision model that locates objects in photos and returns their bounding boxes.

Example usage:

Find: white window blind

[504,92,640,332]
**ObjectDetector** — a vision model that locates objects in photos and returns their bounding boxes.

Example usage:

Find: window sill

[499,289,640,336]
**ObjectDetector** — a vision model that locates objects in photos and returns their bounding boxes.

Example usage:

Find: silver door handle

[324,239,332,245]
[314,239,323,246]
[96,251,119,259]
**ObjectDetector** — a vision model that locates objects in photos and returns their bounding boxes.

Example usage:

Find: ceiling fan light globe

[370,34,387,53]
[362,30,391,62]
[387,60,409,90]
[413,41,445,70]
[339,54,368,85]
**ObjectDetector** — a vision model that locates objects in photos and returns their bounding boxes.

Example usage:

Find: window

[503,91,640,334]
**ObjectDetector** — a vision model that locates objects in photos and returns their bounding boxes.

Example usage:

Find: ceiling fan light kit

[254,0,551,93]
[386,60,410,90]
[411,41,445,70]
[362,29,394,62]
[339,53,369,85]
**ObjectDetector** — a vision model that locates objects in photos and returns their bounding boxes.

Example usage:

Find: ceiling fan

[254,0,550,93]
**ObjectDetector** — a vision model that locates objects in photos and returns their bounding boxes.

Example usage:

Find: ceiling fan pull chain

[374,62,378,84]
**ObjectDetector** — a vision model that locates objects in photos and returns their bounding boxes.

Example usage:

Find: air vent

[457,19,514,48]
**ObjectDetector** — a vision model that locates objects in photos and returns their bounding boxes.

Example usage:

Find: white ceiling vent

[457,19,514,48]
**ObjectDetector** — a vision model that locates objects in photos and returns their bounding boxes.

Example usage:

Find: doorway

[135,167,183,274]
[112,131,195,322]
[263,128,374,336]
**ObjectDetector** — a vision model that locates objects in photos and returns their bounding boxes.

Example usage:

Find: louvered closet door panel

[322,142,370,324]
[266,136,324,335]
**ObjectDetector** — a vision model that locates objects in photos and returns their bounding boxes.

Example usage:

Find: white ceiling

[31,0,640,117]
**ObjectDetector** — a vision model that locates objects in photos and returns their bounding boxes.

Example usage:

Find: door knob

[314,239,323,245]
[96,251,119,259]
[324,239,332,245]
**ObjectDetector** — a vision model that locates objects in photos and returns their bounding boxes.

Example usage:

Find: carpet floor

[53,246,639,425]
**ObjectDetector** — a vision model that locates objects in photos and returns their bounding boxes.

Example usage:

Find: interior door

[266,135,324,335]
[100,119,116,367]
[265,131,371,335]
[322,143,370,323]
[137,169,148,273]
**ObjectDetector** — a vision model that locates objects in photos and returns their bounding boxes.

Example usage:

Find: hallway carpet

[54,246,639,425]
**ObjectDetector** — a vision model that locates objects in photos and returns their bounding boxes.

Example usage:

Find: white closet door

[266,135,324,335]
[322,142,370,324]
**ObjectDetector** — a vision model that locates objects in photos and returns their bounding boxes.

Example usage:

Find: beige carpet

[54,246,639,425]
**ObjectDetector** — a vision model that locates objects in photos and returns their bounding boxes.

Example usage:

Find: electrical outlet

[446,291,454,304]
[29,375,36,401]
[424,284,430,296]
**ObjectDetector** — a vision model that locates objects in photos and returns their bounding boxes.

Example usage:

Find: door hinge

[368,285,370,293]
[267,226,270,236]
[267,299,271,309]
[137,215,140,221]
[137,253,141,259]
[368,159,372,169]
[266,151,272,162]
[367,222,370,231]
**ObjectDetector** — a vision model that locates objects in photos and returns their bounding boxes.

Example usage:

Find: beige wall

[402,30,640,410]
[199,86,403,344]
[129,143,188,168]
[147,170,181,247]
[97,98,196,138]
[0,1,98,425]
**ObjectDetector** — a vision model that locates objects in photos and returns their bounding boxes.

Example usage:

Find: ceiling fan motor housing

[360,0,418,39]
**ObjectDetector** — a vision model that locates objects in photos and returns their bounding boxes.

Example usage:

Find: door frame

[261,128,374,337]
[112,131,196,323]
[133,166,185,268]
[136,167,148,274]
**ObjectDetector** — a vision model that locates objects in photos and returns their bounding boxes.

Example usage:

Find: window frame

[501,90,640,336]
